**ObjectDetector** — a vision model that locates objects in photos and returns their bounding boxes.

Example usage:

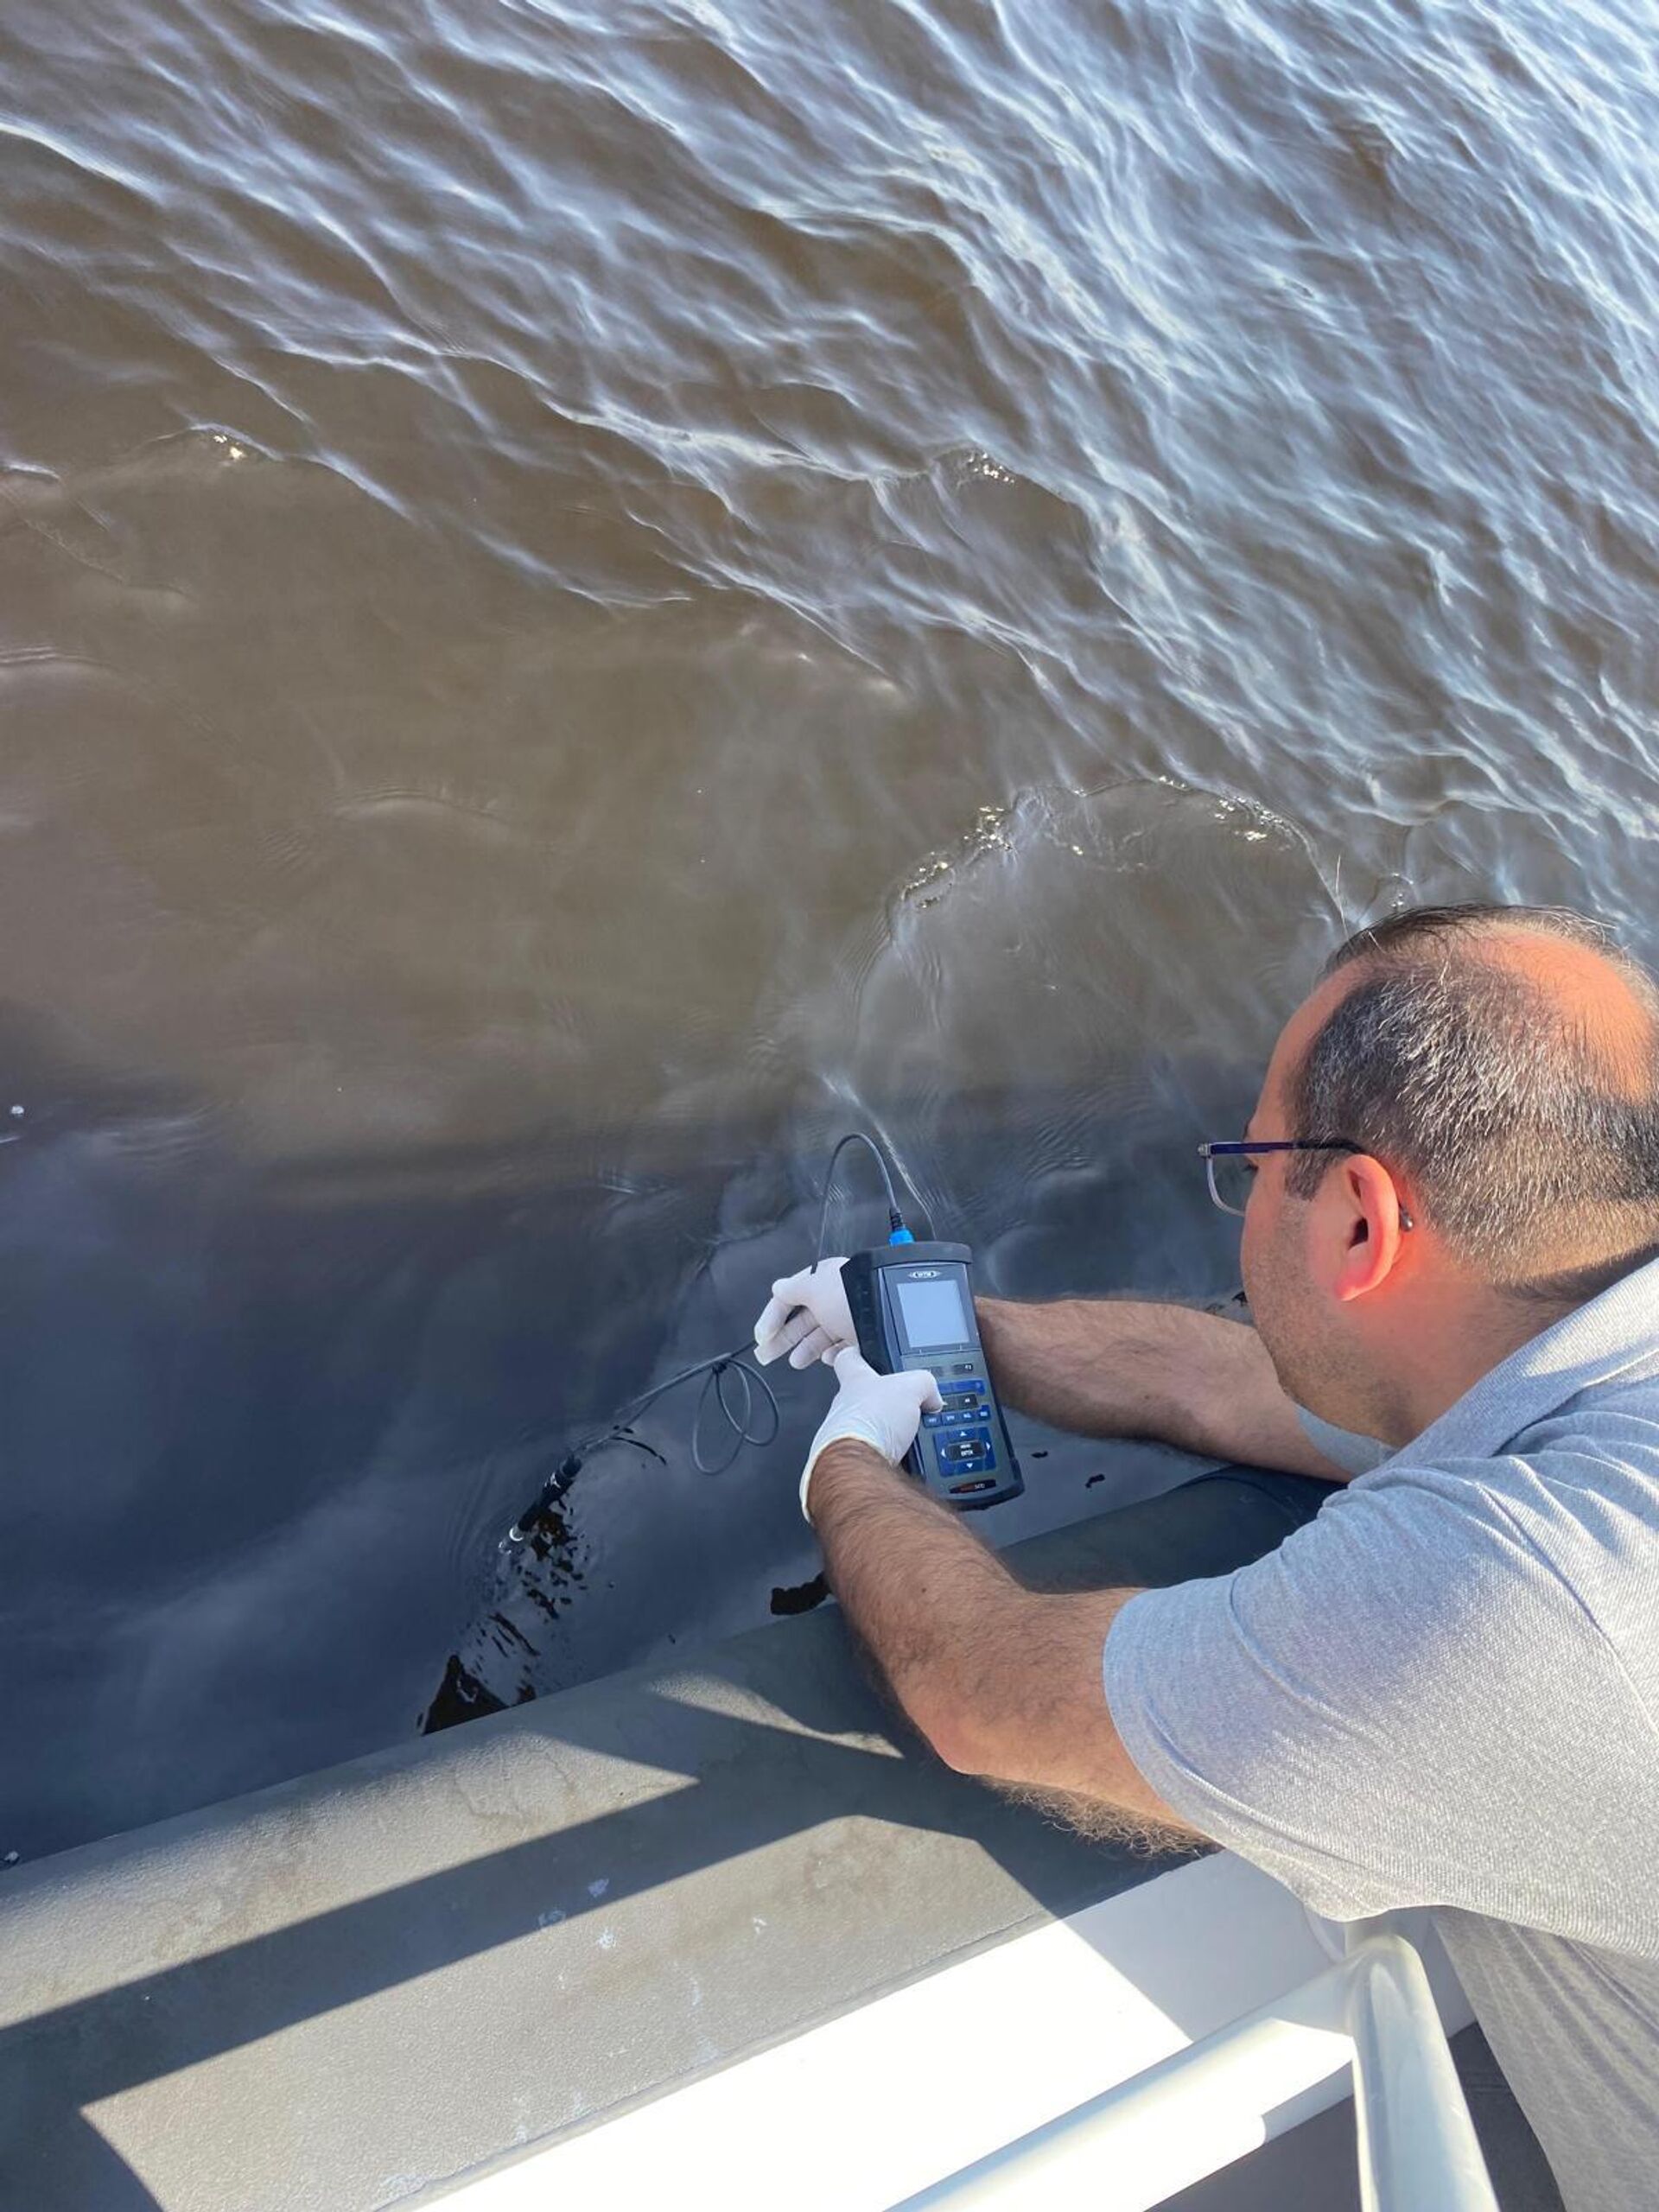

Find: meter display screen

[894,1275,970,1349]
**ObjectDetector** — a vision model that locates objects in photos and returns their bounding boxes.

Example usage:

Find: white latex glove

[753,1256,854,1370]
[799,1346,943,1522]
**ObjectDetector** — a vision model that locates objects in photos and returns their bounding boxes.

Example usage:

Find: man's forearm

[806,1437,1179,1828]
[807,1438,1018,1753]
[975,1295,1343,1478]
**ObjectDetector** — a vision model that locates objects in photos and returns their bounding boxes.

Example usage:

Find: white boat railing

[896,1922,1499,2212]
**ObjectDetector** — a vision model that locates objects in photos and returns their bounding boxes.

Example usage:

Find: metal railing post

[893,1917,1500,2212]
[1346,1930,1499,2212]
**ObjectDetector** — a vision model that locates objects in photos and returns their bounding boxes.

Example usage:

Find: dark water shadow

[0,985,1264,1863]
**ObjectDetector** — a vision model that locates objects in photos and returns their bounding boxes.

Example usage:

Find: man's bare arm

[976,1296,1346,1478]
[809,1436,1203,1837]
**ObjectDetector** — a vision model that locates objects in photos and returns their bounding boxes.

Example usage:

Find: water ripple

[3,0,1659,1850]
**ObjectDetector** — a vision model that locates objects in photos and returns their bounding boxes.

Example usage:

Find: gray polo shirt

[1105,1255,1659,2212]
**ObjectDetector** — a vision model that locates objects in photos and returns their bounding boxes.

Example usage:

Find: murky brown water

[3,0,1657,1857]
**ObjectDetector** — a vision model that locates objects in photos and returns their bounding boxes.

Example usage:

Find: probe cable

[501,1133,916,1544]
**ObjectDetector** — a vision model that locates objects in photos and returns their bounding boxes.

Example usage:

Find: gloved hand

[753,1256,854,1370]
[799,1346,943,1521]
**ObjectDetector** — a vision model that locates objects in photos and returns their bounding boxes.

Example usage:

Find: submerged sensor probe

[501,1132,1021,1541]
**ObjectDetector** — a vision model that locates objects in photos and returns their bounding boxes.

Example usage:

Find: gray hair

[1285,904,1659,1300]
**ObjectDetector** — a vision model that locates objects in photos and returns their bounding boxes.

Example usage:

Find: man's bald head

[1280,904,1659,1300]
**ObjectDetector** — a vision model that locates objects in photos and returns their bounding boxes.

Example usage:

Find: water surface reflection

[1,0,1656,1854]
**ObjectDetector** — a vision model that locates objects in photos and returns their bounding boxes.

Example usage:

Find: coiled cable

[501,1131,916,1542]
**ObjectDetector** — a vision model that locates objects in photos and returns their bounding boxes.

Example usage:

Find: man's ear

[1332,1154,1411,1300]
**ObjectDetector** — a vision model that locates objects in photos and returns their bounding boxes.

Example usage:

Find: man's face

[1236,976,1356,1425]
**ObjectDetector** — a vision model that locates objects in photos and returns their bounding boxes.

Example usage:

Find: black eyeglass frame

[1198,1139,1415,1230]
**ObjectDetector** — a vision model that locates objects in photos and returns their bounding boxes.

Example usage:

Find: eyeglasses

[1198,1139,1415,1230]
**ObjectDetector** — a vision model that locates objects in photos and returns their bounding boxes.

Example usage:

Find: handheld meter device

[841,1243,1023,1510]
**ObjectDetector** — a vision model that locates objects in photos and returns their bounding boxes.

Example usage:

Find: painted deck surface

[1,1497,1221,2209]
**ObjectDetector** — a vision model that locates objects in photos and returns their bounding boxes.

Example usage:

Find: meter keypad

[938,1430,995,1472]
[926,1377,990,1433]
[926,1369,995,1471]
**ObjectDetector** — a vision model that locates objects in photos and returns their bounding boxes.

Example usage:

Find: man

[753,903,1659,2212]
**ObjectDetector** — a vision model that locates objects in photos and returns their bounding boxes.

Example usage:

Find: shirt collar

[1390,1249,1659,1467]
